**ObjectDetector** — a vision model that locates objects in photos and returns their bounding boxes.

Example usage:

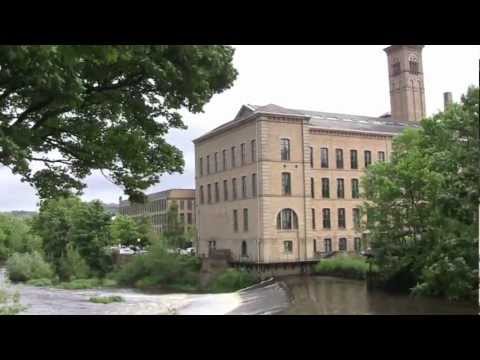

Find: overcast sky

[1,45,479,211]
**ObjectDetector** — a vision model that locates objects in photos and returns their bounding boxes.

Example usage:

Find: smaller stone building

[118,189,195,234]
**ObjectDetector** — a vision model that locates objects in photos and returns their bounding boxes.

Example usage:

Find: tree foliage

[32,197,114,278]
[362,86,479,301]
[110,214,153,248]
[0,213,42,260]
[0,45,237,202]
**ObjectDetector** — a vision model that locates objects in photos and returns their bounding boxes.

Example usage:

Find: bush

[89,295,124,304]
[114,241,202,291]
[6,252,55,282]
[0,214,42,261]
[58,244,91,281]
[208,268,258,293]
[314,256,374,280]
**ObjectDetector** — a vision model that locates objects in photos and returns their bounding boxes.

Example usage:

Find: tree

[163,202,186,249]
[33,197,114,278]
[110,214,153,248]
[362,86,479,301]
[0,46,237,202]
[0,213,42,260]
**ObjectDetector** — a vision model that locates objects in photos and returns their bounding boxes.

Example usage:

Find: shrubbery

[114,240,202,291]
[314,256,375,280]
[6,252,55,282]
[208,268,257,293]
[0,286,25,315]
[0,214,42,260]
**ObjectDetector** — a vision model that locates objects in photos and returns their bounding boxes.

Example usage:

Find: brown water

[279,275,479,315]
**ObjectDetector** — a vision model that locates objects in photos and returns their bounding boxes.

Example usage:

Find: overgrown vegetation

[314,256,376,280]
[6,252,55,282]
[208,268,257,293]
[0,286,24,315]
[0,214,42,260]
[362,86,479,301]
[89,295,124,304]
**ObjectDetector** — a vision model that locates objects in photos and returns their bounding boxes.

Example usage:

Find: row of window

[199,174,257,204]
[283,173,360,199]
[233,208,249,232]
[199,140,256,177]
[119,199,193,216]
[150,212,193,226]
[276,208,361,231]
[310,147,384,169]
[392,60,419,76]
[281,237,362,254]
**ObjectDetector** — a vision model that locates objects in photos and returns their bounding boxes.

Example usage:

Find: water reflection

[281,276,478,315]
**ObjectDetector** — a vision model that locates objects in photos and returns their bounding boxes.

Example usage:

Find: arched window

[409,55,419,74]
[241,241,247,257]
[276,208,298,230]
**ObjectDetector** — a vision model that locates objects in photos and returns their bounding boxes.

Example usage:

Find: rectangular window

[392,62,401,76]
[310,178,315,198]
[187,213,193,225]
[180,213,185,224]
[322,178,330,198]
[243,208,248,232]
[282,172,291,196]
[378,151,385,162]
[284,241,293,254]
[232,178,237,200]
[337,178,344,199]
[352,179,359,199]
[338,208,346,229]
[222,149,227,171]
[339,238,347,251]
[251,140,256,162]
[354,237,361,252]
[336,149,344,169]
[242,176,247,198]
[241,143,246,166]
[320,147,329,168]
[199,157,203,177]
[214,152,218,172]
[233,210,238,232]
[364,150,372,168]
[311,208,316,230]
[324,238,332,253]
[350,150,358,169]
[310,146,314,168]
[252,173,257,197]
[206,155,210,175]
[231,146,236,168]
[353,208,361,228]
[187,200,192,210]
[207,184,212,204]
[214,182,219,202]
[322,208,331,229]
[223,179,228,201]
[200,186,204,204]
[280,138,290,161]
[180,200,185,210]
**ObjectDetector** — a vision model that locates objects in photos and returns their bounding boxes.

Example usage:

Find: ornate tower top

[384,45,426,122]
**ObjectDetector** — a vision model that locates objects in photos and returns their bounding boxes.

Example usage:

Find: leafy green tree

[33,197,114,278]
[110,215,141,247]
[0,46,237,202]
[362,86,479,301]
[163,202,188,249]
[0,214,42,260]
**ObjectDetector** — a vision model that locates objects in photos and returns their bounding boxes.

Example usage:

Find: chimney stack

[443,92,453,111]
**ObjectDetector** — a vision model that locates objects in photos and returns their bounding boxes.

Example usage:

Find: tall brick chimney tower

[444,92,453,110]
[384,45,426,122]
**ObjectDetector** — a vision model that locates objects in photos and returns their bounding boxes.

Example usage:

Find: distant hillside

[102,203,119,215]
[1,210,37,218]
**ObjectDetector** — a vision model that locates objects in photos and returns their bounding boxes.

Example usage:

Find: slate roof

[194,103,419,143]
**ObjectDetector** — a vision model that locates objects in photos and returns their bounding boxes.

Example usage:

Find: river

[1,269,477,315]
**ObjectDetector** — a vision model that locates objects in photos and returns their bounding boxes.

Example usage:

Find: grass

[89,295,124,304]
[57,278,118,290]
[26,278,54,287]
[207,268,258,293]
[314,256,377,280]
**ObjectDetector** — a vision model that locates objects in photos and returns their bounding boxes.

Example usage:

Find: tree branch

[10,97,54,127]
